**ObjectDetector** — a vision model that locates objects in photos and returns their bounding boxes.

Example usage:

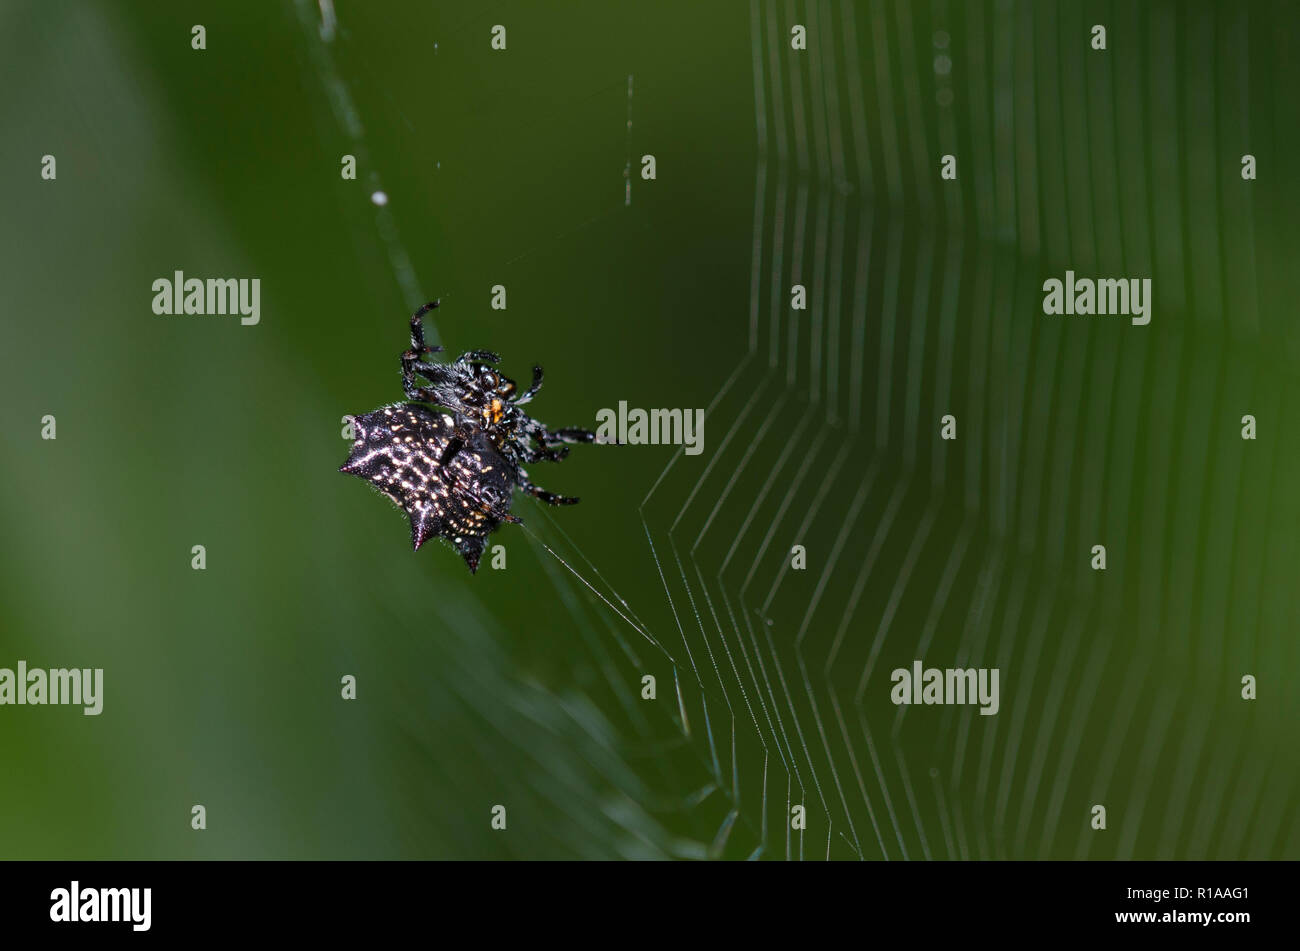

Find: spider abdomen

[340,403,517,572]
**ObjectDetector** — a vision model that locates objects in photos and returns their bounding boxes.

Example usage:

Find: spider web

[622,0,1298,860]
[297,0,1300,860]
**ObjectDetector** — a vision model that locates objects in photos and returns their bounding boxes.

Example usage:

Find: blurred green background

[1,0,1297,859]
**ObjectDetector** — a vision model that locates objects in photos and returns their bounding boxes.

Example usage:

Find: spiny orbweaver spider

[340,301,604,572]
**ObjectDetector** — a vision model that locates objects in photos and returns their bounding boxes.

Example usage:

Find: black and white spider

[340,301,603,572]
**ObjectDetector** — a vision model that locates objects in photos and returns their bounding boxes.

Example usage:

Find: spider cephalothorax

[397,302,599,473]
[340,301,602,572]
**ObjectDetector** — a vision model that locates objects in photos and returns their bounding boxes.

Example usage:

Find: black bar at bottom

[0,859,1286,938]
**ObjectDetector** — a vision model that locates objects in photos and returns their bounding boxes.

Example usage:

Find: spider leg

[409,300,441,351]
[540,427,599,447]
[455,349,500,365]
[402,302,448,398]
[519,416,598,449]
[438,436,465,468]
[512,366,544,405]
[519,477,579,506]
[402,360,456,401]
[518,444,570,464]
[436,414,481,467]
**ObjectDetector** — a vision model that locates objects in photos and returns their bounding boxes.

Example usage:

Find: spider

[340,301,602,572]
